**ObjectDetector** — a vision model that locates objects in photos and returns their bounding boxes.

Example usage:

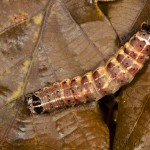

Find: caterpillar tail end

[25,94,43,114]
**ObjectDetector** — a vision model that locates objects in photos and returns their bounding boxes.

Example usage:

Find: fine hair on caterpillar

[25,23,150,114]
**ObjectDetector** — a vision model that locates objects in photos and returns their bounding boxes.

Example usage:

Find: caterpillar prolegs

[26,23,150,114]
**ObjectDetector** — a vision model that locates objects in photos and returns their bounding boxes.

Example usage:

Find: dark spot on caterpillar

[143,45,150,55]
[102,90,108,96]
[93,71,100,79]
[139,31,150,41]
[56,90,61,97]
[74,98,78,101]
[114,73,117,77]
[116,54,124,62]
[49,103,54,109]
[121,56,133,68]
[130,37,146,51]
[129,67,138,75]
[94,75,105,89]
[133,37,136,41]
[124,48,137,59]
[129,51,137,59]
[71,79,76,84]
[137,55,145,63]
[132,53,136,57]
[81,76,88,84]
[84,96,93,103]
[66,91,69,95]
[115,73,126,85]
[57,100,65,108]
[108,65,121,78]
[107,62,115,69]
[140,57,144,59]
[62,80,67,86]
[120,80,124,83]
[123,47,129,54]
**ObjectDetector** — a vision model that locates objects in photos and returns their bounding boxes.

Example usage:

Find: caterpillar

[25,23,150,114]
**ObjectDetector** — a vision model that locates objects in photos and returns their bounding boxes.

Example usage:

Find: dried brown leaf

[98,0,147,41]
[113,62,150,150]
[0,0,118,149]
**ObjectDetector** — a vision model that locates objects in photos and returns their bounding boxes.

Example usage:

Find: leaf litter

[0,0,149,149]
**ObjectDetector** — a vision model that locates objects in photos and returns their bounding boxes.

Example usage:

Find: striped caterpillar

[26,23,150,114]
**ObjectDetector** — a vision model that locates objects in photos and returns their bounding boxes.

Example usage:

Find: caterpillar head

[141,22,150,33]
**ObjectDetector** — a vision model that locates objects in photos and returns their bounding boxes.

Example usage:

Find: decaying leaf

[113,62,150,150]
[0,0,118,149]
[1,0,150,149]
[0,0,48,33]
[98,0,148,41]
